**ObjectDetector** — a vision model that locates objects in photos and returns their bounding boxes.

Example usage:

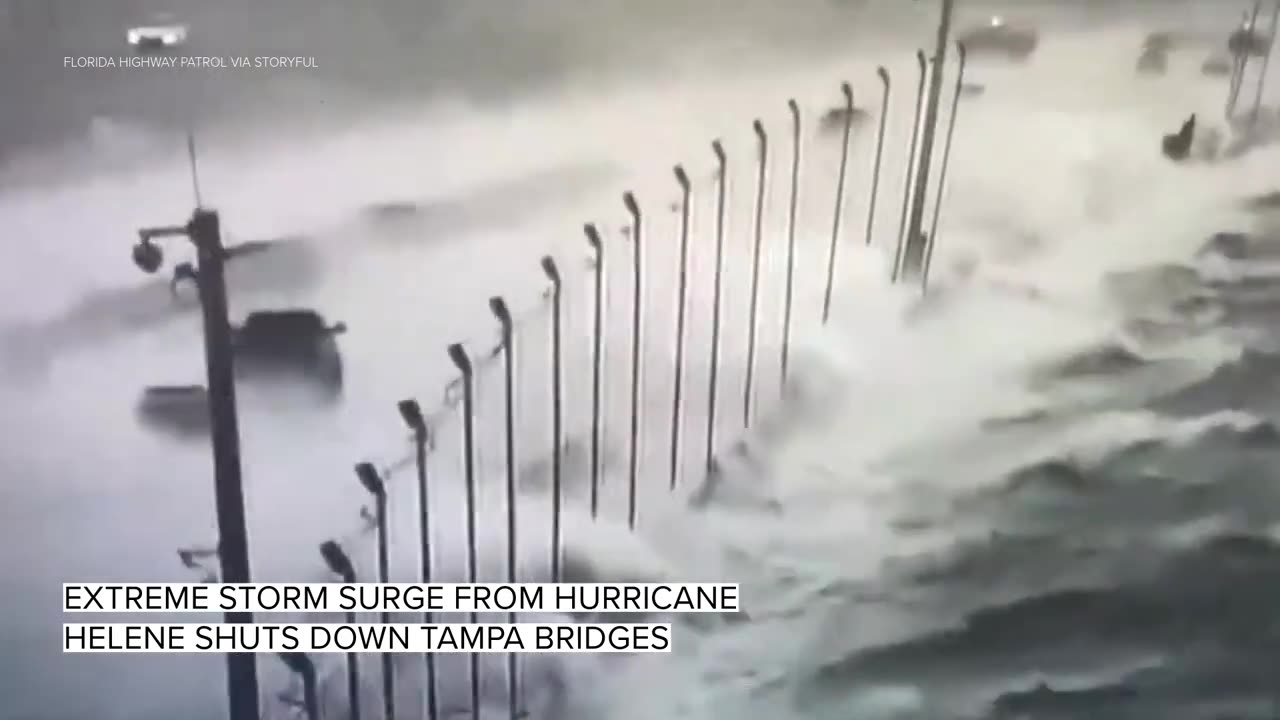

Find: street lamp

[900,0,956,281]
[133,207,260,720]
[320,540,362,720]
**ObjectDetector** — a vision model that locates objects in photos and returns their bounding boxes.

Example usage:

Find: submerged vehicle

[958,16,1039,61]
[1137,46,1168,75]
[1202,53,1234,76]
[1136,31,1172,75]
[135,385,209,438]
[1228,17,1271,57]
[818,105,872,134]
[136,311,347,438]
[126,14,187,52]
[231,309,347,396]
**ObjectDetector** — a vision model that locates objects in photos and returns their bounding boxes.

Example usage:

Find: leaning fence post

[584,223,604,519]
[1228,0,1264,118]
[670,165,692,491]
[540,256,564,581]
[822,82,854,324]
[355,462,394,720]
[923,41,967,292]
[865,66,891,248]
[488,296,521,720]
[705,139,728,479]
[396,399,438,720]
[744,119,768,427]
[622,191,643,530]
[893,50,929,283]
[319,540,360,720]
[277,653,319,720]
[781,101,802,389]
[1248,0,1280,126]
[446,342,481,720]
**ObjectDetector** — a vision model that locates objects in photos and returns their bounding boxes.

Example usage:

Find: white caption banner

[62,582,740,614]
[64,623,673,654]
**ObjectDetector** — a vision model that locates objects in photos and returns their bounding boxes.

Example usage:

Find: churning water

[4,0,1280,718]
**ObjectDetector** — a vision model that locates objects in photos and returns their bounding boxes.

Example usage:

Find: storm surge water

[4,0,1280,719]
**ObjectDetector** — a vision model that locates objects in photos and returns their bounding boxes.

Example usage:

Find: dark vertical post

[277,653,319,720]
[319,540,361,720]
[488,296,520,720]
[190,208,260,720]
[355,462,393,720]
[781,100,801,389]
[893,51,929,283]
[1229,1,1263,118]
[923,42,967,292]
[622,192,643,530]
[669,166,692,491]
[864,67,891,247]
[446,342,481,720]
[900,0,956,280]
[705,140,728,478]
[187,132,203,207]
[540,256,564,580]
[1249,0,1280,125]
[744,119,768,427]
[396,399,438,720]
[583,224,604,519]
[822,83,854,324]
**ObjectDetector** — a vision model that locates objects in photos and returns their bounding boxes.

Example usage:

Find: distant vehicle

[1202,53,1233,76]
[1228,16,1271,57]
[232,309,347,396]
[958,16,1039,61]
[818,105,872,134]
[1137,46,1168,75]
[126,15,187,52]
[1142,31,1177,54]
[135,385,209,438]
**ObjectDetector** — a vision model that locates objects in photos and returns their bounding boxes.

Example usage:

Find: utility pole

[134,208,260,720]
[900,0,956,281]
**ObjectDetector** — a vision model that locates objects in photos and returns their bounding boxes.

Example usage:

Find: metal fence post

[705,140,728,478]
[446,342,482,720]
[319,540,361,720]
[540,256,565,580]
[744,119,768,426]
[893,50,929,283]
[396,399,438,720]
[277,653,319,720]
[865,67,891,248]
[584,224,605,518]
[900,0,957,280]
[669,166,693,490]
[488,296,521,720]
[623,192,643,530]
[822,83,854,323]
[355,463,394,720]
[781,101,801,388]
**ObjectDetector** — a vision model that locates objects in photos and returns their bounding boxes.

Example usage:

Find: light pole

[133,207,260,720]
[900,0,956,280]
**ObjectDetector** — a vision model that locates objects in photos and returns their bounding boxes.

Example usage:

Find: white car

[958,16,1039,61]
[126,16,187,51]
